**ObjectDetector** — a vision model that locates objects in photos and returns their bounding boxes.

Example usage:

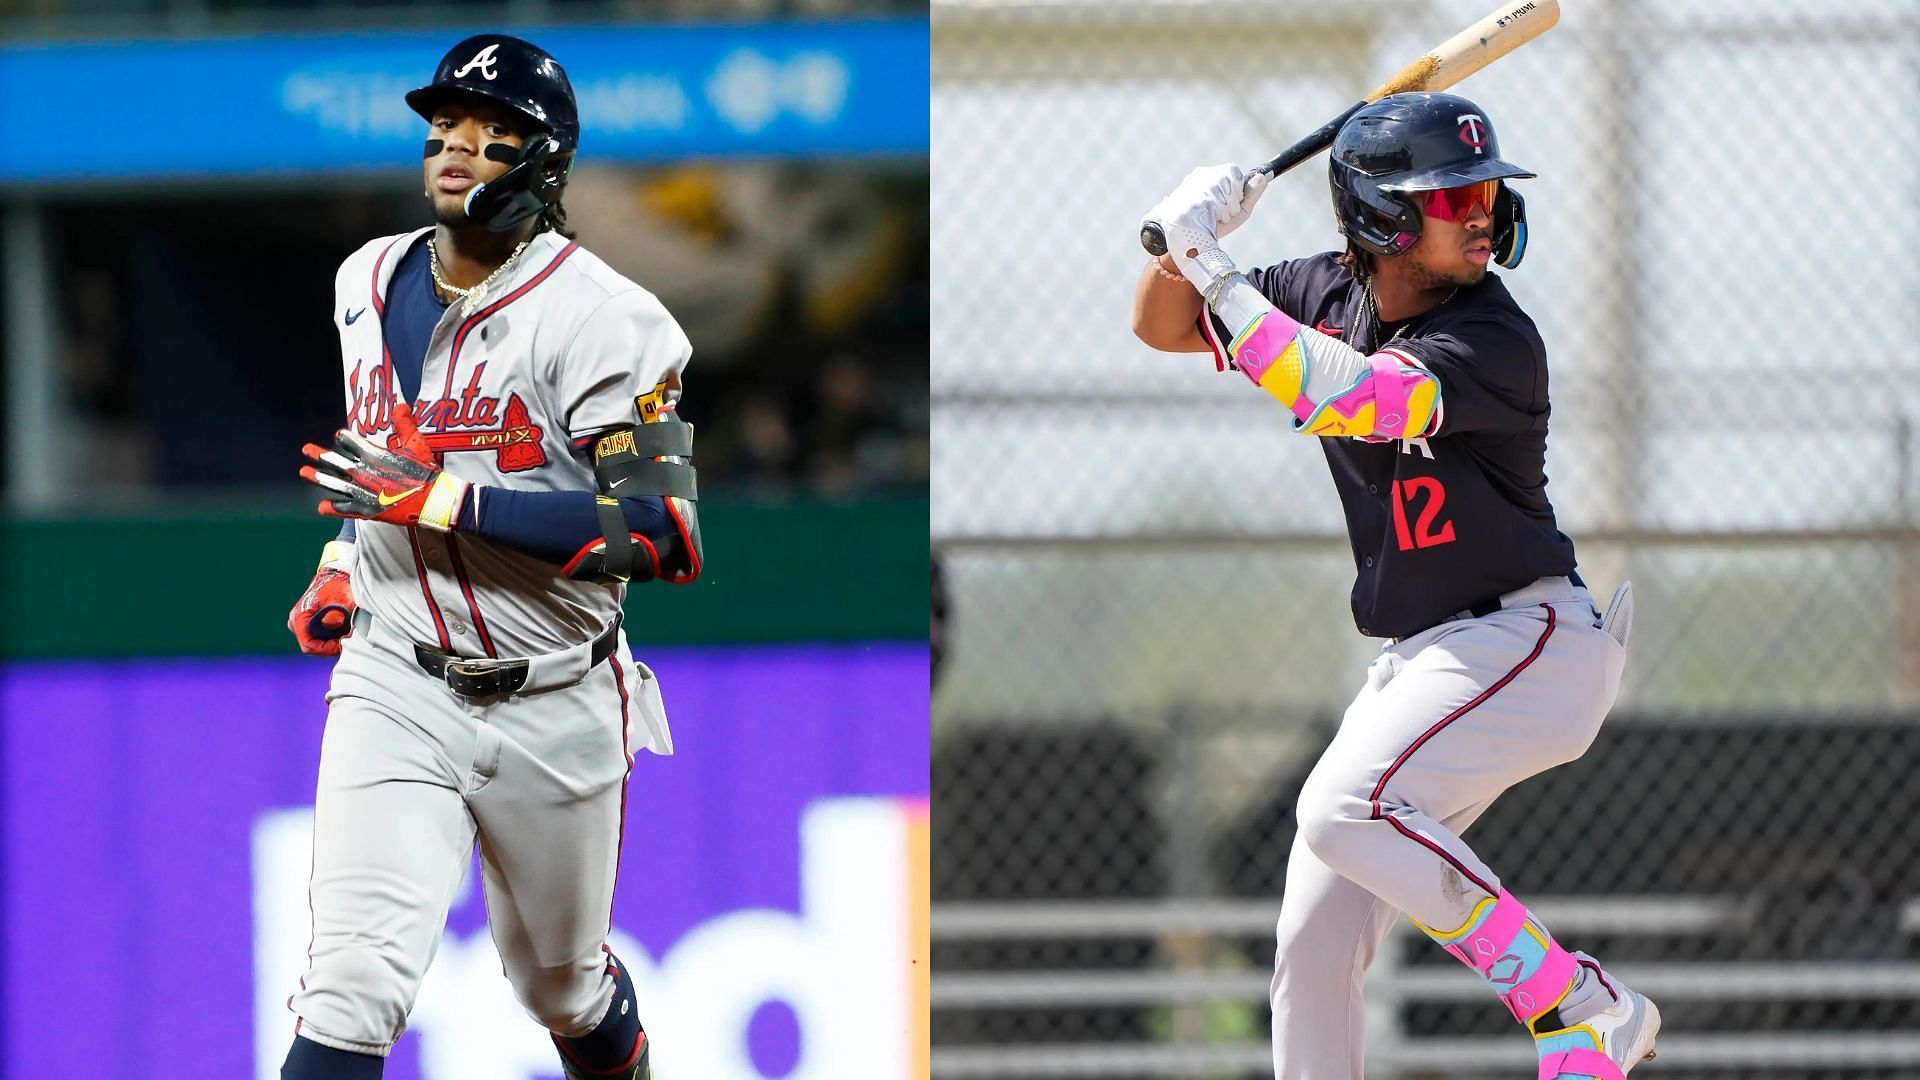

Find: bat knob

[1140,222,1169,257]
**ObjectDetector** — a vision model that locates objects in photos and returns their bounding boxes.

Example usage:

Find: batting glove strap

[415,472,468,532]
[317,539,356,573]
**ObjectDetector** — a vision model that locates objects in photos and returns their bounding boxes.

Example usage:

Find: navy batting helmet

[1329,93,1533,268]
[408,34,579,232]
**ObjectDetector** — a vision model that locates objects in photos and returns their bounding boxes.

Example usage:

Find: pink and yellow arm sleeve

[1200,276,1442,442]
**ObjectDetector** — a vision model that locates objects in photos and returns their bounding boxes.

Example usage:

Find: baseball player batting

[1133,93,1658,1079]
[281,34,696,1080]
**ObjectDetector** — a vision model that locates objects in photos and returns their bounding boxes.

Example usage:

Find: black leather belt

[1393,596,1504,644]
[1391,571,1589,644]
[413,619,620,700]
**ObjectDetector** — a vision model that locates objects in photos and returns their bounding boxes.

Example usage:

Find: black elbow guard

[565,418,704,585]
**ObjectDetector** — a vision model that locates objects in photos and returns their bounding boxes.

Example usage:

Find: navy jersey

[1242,252,1577,638]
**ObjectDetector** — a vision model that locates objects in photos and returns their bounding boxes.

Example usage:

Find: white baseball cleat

[1532,980,1660,1079]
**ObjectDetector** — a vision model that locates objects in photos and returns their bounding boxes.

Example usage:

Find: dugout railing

[931,895,1920,1077]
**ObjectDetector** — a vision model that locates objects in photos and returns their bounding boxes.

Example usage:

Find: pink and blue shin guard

[1422,889,1577,1026]
[1422,890,1624,1078]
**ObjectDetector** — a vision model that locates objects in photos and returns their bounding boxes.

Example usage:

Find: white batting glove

[1142,164,1270,244]
[1142,164,1267,295]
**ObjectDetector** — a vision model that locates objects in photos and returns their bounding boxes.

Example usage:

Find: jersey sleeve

[1387,314,1547,438]
[556,289,693,440]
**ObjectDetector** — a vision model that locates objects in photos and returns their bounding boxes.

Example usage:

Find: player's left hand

[1141,163,1269,246]
[300,402,470,531]
[1141,165,1257,295]
[288,567,354,656]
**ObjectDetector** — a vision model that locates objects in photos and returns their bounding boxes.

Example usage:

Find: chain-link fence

[931,0,1920,1075]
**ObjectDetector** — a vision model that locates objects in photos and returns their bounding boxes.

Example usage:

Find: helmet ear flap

[463,134,564,232]
[1492,183,1528,269]
[1331,163,1422,258]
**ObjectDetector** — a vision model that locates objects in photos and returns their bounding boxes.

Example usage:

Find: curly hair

[530,148,577,239]
[1336,239,1374,281]
[537,199,576,240]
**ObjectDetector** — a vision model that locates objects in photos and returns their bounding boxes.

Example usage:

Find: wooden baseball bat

[1140,0,1561,256]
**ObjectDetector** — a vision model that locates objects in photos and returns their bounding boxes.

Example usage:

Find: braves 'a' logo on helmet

[453,43,501,81]
[1456,114,1488,154]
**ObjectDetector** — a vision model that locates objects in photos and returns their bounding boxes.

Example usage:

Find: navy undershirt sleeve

[457,486,674,567]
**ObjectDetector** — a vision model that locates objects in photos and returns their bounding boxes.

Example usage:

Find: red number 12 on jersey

[1391,477,1457,551]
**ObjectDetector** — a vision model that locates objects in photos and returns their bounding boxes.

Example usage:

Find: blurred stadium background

[931,0,1920,1077]
[0,2,927,1078]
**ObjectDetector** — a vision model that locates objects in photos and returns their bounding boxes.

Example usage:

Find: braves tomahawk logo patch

[416,393,547,472]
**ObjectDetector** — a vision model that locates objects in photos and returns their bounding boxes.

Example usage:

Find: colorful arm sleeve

[1201,274,1442,443]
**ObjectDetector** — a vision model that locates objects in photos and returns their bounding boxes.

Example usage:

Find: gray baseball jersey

[289,227,684,1058]
[337,226,691,662]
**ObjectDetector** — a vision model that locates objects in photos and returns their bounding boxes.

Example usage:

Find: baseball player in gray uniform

[281,35,696,1080]
[1133,94,1659,1079]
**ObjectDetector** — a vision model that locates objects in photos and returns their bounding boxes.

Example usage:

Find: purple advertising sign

[0,643,928,1079]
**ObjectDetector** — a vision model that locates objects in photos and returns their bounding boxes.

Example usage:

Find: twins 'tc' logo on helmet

[453,43,501,81]
[1456,114,1488,154]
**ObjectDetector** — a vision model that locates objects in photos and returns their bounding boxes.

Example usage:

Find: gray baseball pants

[288,612,658,1057]
[1271,577,1627,1078]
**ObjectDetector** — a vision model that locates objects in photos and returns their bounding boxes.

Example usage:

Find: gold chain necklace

[1359,280,1457,347]
[429,236,532,318]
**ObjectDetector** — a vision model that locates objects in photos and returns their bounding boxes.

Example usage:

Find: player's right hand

[1141,164,1270,245]
[289,541,356,656]
[301,402,469,532]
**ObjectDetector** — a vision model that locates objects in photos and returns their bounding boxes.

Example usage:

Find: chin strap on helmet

[463,134,569,233]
